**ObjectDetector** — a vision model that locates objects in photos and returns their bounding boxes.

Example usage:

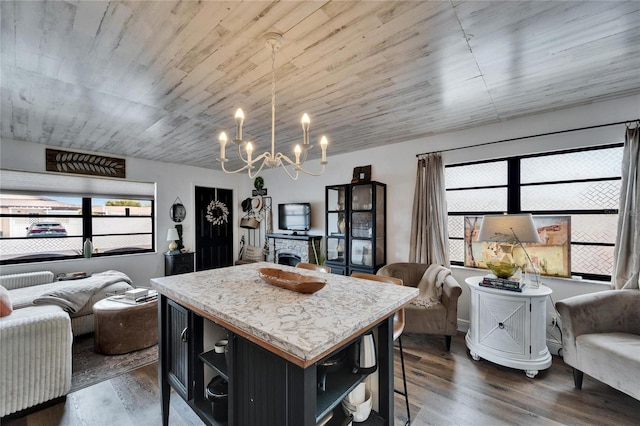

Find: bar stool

[295,262,331,273]
[351,272,411,426]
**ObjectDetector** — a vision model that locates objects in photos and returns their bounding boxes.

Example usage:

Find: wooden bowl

[258,268,326,294]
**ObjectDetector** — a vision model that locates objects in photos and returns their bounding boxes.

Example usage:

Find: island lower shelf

[199,350,228,381]
[316,358,368,422]
[200,338,373,424]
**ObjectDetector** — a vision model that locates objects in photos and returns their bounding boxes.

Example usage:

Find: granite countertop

[151,262,418,367]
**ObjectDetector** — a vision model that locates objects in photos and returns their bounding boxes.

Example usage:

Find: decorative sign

[46,148,126,178]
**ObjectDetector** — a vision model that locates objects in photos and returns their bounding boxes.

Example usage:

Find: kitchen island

[151,262,417,426]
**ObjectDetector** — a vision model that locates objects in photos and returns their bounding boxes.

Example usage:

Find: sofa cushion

[0,284,12,316]
[0,271,54,290]
[576,332,640,400]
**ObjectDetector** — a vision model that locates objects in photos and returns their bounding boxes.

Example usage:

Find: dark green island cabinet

[151,262,417,426]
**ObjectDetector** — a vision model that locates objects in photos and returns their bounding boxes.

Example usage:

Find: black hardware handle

[180,327,189,342]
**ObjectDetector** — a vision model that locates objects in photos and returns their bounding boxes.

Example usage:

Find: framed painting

[351,165,371,184]
[464,215,571,278]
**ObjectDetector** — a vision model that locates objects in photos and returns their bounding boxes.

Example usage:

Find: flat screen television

[278,203,311,232]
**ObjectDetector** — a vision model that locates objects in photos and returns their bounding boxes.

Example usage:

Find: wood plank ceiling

[1,1,639,170]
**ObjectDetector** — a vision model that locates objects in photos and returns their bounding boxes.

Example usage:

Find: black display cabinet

[325,181,386,275]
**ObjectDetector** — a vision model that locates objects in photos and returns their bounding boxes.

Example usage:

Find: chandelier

[217,33,328,180]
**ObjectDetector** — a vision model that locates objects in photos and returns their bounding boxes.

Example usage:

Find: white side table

[465,276,552,378]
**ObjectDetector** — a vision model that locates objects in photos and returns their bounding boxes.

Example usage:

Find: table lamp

[166,228,180,255]
[477,213,542,287]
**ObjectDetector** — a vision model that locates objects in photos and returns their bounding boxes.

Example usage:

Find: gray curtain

[409,153,450,267]
[612,123,640,290]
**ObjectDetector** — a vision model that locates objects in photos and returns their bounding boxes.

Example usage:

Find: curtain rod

[416,119,640,157]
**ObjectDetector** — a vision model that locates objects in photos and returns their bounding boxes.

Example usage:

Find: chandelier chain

[271,42,276,159]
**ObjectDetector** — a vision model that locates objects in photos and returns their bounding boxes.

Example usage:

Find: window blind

[0,169,156,200]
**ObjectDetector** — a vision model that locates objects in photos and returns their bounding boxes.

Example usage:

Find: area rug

[71,333,158,393]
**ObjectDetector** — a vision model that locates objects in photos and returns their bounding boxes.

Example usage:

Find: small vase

[525,267,540,288]
[83,239,93,258]
[338,218,346,234]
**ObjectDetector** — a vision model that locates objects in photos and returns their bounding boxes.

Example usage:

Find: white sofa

[1,270,133,335]
[0,304,72,418]
[0,271,134,418]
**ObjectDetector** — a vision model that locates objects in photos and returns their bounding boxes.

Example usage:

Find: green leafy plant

[254,176,264,190]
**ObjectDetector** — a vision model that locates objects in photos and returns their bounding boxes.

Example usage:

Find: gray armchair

[555,290,640,400]
[378,263,461,350]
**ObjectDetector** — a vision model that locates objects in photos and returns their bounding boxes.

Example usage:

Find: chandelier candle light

[477,213,542,288]
[217,33,328,180]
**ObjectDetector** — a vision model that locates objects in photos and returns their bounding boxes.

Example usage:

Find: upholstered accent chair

[555,289,640,400]
[377,263,461,350]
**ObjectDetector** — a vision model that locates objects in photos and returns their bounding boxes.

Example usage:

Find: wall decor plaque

[46,148,126,178]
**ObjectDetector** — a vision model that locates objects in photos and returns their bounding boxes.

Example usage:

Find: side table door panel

[478,293,529,358]
[165,252,195,276]
[167,299,191,400]
[531,296,549,359]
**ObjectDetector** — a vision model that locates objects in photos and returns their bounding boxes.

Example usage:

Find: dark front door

[195,186,233,271]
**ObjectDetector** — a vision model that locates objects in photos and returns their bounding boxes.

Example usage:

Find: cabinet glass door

[326,236,346,263]
[326,186,347,265]
[375,184,386,265]
[327,186,346,212]
[350,239,373,267]
[351,212,372,238]
[350,184,375,268]
[351,184,373,211]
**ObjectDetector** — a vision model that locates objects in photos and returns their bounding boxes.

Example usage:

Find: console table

[465,276,552,378]
[151,262,417,425]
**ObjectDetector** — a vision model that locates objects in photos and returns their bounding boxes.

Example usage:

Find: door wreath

[205,200,229,225]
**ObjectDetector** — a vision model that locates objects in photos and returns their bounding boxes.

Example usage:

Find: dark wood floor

[5,332,639,426]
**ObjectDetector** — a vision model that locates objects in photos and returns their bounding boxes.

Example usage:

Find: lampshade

[166,228,180,242]
[477,214,541,243]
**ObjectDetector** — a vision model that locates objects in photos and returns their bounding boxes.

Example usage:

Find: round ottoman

[93,297,158,355]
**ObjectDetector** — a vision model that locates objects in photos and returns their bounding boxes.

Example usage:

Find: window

[0,170,155,265]
[445,144,622,281]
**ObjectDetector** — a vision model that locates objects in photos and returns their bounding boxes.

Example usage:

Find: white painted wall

[1,94,637,333]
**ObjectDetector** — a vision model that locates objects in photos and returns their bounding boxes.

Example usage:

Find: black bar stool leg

[393,335,411,426]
